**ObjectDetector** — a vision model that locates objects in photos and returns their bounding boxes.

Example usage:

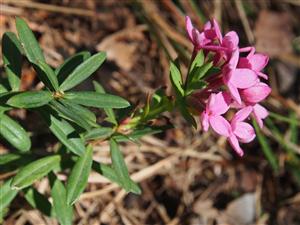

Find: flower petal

[248,53,269,71]
[212,19,223,43]
[185,16,194,42]
[233,121,256,143]
[208,92,230,115]
[209,115,231,137]
[222,31,239,50]
[231,106,253,125]
[228,82,242,104]
[201,111,210,131]
[253,104,269,128]
[240,82,271,103]
[228,134,244,157]
[230,69,258,89]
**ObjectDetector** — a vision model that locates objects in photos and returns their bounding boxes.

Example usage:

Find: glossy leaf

[11,155,61,189]
[33,61,59,91]
[59,52,106,91]
[84,127,114,140]
[49,173,73,225]
[0,114,31,152]
[56,51,91,84]
[40,111,85,156]
[110,139,141,194]
[59,99,98,128]
[93,81,117,125]
[16,17,46,63]
[64,91,130,109]
[66,145,93,205]
[169,62,184,97]
[190,50,204,72]
[7,91,53,108]
[24,187,54,217]
[2,32,23,91]
[50,100,92,130]
[0,179,18,213]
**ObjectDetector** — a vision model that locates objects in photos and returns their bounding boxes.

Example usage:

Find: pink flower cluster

[186,16,271,156]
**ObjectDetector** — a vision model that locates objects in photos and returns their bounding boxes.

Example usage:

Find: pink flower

[252,104,269,128]
[200,92,231,131]
[209,106,255,156]
[240,82,271,104]
[185,16,210,50]
[238,51,269,80]
[223,50,259,104]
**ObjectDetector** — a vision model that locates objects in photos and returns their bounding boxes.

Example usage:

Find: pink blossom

[238,51,269,79]
[209,106,255,156]
[200,92,231,131]
[223,50,259,104]
[240,82,271,104]
[252,104,269,128]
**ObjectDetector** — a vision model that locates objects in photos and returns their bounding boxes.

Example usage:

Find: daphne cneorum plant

[0,17,270,223]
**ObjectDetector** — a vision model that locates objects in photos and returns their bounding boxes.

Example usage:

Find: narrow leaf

[16,17,45,63]
[24,187,54,217]
[7,91,53,108]
[190,50,204,72]
[50,100,92,130]
[253,120,279,172]
[39,110,85,156]
[59,99,98,127]
[0,179,18,213]
[93,81,117,125]
[66,145,93,205]
[49,173,73,225]
[56,51,91,84]
[169,62,184,96]
[11,155,61,189]
[2,32,23,91]
[92,162,141,194]
[84,127,114,140]
[59,52,106,91]
[110,139,141,194]
[64,91,130,109]
[0,114,31,152]
[33,61,59,91]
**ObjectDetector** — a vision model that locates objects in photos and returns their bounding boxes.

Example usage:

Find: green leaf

[49,173,73,225]
[177,98,197,128]
[185,80,208,95]
[0,179,18,213]
[0,152,34,173]
[113,126,169,142]
[2,32,23,91]
[0,114,31,152]
[33,61,59,91]
[11,155,61,189]
[56,51,91,84]
[253,120,279,172]
[84,127,114,140]
[16,17,46,63]
[59,99,98,128]
[39,110,85,156]
[50,100,93,130]
[92,162,120,184]
[59,52,106,91]
[7,91,53,108]
[24,187,54,217]
[191,62,213,82]
[93,81,117,125]
[110,139,141,194]
[190,50,204,72]
[64,91,130,109]
[169,62,184,97]
[66,145,93,205]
